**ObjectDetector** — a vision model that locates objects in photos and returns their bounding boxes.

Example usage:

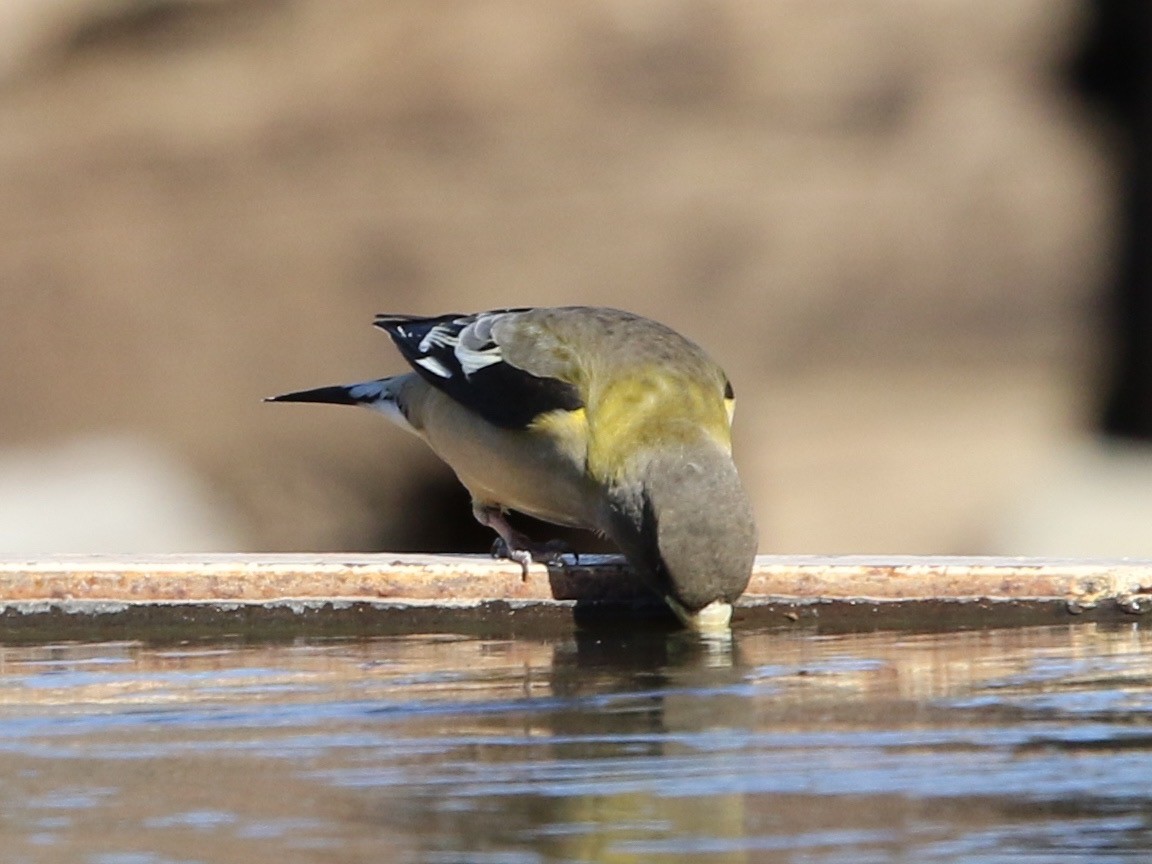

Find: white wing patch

[455,342,503,376]
[414,312,508,379]
[414,355,453,378]
[417,327,457,352]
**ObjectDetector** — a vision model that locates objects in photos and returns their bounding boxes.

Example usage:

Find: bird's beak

[664,596,733,632]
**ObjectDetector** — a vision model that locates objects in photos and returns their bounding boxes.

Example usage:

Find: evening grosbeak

[269,306,757,629]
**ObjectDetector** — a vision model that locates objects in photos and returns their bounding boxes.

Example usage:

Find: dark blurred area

[1072,0,1152,440]
[0,0,1146,556]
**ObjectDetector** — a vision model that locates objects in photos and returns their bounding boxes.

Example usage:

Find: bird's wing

[374,310,584,430]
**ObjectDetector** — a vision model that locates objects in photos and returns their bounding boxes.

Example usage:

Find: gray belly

[419,395,601,530]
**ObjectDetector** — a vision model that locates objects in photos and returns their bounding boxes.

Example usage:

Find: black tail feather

[265,385,361,406]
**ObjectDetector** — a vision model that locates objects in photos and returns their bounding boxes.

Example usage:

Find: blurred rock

[0,1,1114,553]
[995,438,1152,558]
[0,436,239,553]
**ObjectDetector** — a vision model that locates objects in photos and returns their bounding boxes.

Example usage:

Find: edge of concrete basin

[0,553,1147,640]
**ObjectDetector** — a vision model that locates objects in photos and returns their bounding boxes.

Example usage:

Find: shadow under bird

[268,306,757,629]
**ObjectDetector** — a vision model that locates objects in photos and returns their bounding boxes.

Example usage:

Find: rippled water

[0,622,1150,863]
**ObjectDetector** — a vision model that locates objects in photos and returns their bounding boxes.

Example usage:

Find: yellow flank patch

[586,371,732,480]
[527,407,590,467]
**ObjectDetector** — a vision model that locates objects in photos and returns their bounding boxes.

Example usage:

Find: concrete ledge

[0,553,1148,613]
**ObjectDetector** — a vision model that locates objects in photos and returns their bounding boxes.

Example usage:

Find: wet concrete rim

[0,553,1149,601]
[0,554,1146,640]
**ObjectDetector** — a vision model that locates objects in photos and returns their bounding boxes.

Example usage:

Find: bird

[267,306,757,630]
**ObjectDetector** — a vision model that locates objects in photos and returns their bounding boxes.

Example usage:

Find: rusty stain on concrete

[0,554,1149,614]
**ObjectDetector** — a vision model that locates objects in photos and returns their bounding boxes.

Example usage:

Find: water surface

[0,622,1150,862]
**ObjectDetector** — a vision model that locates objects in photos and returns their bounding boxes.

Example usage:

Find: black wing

[374,311,583,429]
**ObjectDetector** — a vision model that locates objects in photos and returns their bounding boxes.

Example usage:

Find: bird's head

[606,440,757,629]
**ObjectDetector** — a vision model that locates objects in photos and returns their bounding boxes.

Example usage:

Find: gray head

[606,441,758,620]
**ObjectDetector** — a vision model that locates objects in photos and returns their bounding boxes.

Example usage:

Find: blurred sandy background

[0,0,1144,557]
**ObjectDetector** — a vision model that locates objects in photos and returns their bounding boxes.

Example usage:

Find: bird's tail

[266,376,415,431]
[265,378,392,406]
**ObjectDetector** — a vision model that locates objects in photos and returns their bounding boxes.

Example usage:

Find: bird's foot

[475,503,577,580]
[490,536,574,580]
[490,538,534,578]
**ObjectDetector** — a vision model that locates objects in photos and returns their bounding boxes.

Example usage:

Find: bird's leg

[473,503,534,578]
[471,503,571,580]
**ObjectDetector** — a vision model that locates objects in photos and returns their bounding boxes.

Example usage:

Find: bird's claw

[490,536,576,580]
[490,538,534,579]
